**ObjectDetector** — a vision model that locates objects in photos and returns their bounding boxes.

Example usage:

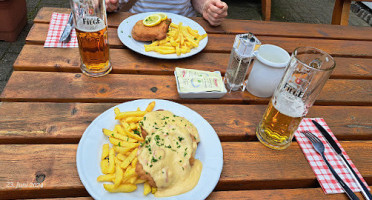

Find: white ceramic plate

[117,12,208,59]
[76,99,223,200]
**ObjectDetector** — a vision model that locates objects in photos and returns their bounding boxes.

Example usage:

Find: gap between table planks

[1,71,371,106]
[0,102,371,144]
[0,142,371,199]
[13,45,372,79]
[33,7,372,41]
[26,23,372,57]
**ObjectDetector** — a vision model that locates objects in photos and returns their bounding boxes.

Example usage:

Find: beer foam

[272,93,306,118]
[76,17,106,32]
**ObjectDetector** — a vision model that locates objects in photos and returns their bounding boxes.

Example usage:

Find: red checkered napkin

[294,118,370,194]
[44,12,78,48]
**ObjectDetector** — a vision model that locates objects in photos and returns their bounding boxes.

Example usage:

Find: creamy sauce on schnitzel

[138,111,202,197]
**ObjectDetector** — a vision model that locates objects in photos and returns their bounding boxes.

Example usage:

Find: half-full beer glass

[70,0,111,77]
[256,47,335,150]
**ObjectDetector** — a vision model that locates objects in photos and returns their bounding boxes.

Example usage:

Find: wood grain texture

[1,71,371,105]
[33,7,372,41]
[26,23,372,57]
[24,198,92,200]
[206,188,371,200]
[0,102,371,144]
[4,7,372,200]
[14,45,228,75]
[14,45,372,79]
[1,142,371,199]
[20,187,372,200]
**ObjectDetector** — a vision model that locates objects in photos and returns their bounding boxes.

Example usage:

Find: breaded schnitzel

[131,18,171,42]
[135,110,202,197]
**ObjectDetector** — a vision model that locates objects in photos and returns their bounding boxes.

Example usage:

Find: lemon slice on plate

[143,14,162,27]
[158,13,167,21]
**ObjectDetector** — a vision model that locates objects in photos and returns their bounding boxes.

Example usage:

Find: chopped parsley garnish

[155,135,160,140]
[144,117,146,120]
[133,129,140,136]
[178,136,184,142]
[118,142,121,147]
[152,157,158,163]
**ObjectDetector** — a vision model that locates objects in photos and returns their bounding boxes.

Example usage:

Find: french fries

[97,101,158,196]
[144,22,207,56]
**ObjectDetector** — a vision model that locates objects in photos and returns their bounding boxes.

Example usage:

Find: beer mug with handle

[70,0,112,77]
[256,47,335,150]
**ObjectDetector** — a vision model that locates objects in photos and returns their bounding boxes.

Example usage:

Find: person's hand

[202,0,228,26]
[105,0,120,12]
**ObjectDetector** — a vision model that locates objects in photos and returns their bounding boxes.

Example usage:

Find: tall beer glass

[70,0,112,77]
[256,47,335,150]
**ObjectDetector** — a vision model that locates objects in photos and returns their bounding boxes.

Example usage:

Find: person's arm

[192,0,228,26]
[105,0,122,12]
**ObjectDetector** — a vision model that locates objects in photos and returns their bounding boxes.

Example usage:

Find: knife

[312,120,372,200]
[59,12,74,43]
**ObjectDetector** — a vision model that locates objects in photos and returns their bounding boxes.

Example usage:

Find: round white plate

[76,99,223,200]
[117,12,208,59]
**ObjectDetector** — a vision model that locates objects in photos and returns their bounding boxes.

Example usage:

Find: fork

[302,131,359,200]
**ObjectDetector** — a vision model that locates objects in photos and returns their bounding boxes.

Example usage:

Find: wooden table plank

[14,45,228,75]
[20,187,372,200]
[0,102,371,144]
[1,71,371,106]
[1,142,371,199]
[14,45,372,79]
[26,23,372,57]
[207,188,371,200]
[4,6,372,200]
[33,7,372,41]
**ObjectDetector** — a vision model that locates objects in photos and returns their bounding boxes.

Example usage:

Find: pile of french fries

[97,101,157,196]
[144,22,207,55]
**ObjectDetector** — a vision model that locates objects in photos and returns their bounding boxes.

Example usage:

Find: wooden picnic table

[0,7,372,199]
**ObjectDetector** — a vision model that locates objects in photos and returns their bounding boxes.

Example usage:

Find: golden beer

[75,17,111,77]
[256,95,304,150]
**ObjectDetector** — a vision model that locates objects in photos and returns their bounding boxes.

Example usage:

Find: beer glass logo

[83,17,101,26]
[76,16,105,32]
[283,74,307,98]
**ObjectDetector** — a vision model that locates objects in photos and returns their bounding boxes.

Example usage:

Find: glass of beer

[256,47,335,150]
[70,0,111,77]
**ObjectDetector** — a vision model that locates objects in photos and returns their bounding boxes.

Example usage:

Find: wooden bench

[332,0,372,25]
[262,0,271,20]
